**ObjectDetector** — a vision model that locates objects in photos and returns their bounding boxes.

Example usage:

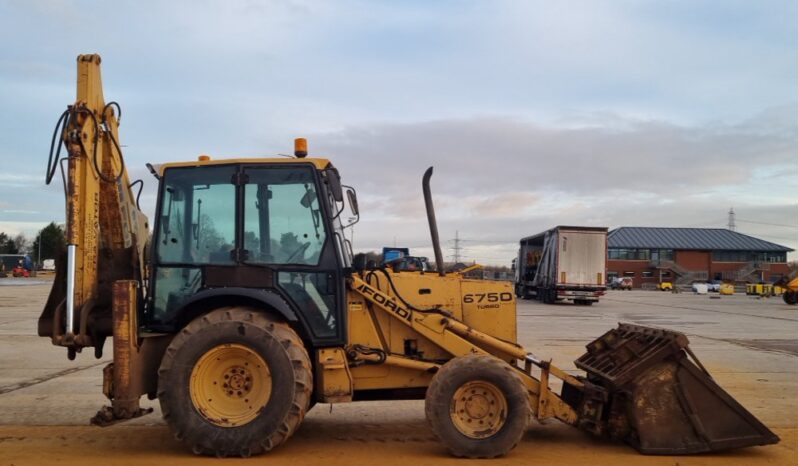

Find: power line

[737,219,798,229]
[450,230,463,263]
[745,232,797,242]
[457,239,516,243]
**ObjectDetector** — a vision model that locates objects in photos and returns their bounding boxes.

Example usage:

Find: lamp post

[35,229,41,277]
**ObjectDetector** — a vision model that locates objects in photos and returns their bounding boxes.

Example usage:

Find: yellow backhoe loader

[38,54,779,458]
[775,272,798,305]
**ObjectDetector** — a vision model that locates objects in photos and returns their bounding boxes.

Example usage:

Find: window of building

[711,250,787,263]
[608,248,652,260]
[623,271,636,277]
[607,271,619,282]
[661,271,672,278]
[641,271,654,278]
[712,250,749,262]
[769,252,787,263]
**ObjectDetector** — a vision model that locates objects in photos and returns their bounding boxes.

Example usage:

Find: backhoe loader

[39,54,779,458]
[774,271,798,305]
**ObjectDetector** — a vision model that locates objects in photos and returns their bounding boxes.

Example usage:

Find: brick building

[607,227,793,288]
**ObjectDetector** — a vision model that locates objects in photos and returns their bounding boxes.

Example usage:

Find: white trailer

[515,226,608,305]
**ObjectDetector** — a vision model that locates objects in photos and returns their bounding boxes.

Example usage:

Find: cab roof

[156,157,332,176]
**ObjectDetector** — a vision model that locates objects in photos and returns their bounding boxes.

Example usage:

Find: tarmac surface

[1,280,797,465]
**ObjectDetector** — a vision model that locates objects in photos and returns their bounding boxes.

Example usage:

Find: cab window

[156,166,237,265]
[243,167,326,265]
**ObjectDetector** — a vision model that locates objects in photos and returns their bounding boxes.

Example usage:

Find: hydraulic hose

[46,109,70,185]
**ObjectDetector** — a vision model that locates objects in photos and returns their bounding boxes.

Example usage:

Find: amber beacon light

[294,138,308,158]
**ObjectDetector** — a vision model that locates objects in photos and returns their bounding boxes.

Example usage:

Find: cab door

[241,165,346,344]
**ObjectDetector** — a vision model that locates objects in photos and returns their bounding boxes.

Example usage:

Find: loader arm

[39,54,149,358]
[349,275,580,425]
[349,274,779,454]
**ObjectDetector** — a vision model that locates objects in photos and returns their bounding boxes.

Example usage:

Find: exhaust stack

[422,167,445,276]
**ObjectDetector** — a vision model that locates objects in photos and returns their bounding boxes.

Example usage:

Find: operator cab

[146,149,357,346]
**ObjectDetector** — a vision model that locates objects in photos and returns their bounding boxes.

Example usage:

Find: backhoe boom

[39,54,148,357]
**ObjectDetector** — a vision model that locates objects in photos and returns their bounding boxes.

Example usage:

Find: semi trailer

[515,226,608,305]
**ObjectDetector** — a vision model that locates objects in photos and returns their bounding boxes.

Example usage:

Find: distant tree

[13,234,30,254]
[0,232,19,254]
[280,232,301,252]
[31,223,66,262]
[243,231,260,253]
[197,214,223,255]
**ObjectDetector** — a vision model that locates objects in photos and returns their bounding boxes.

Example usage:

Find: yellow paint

[348,274,580,425]
[451,381,507,439]
[315,348,353,403]
[52,54,149,349]
[189,343,271,428]
[157,157,330,175]
[747,283,773,296]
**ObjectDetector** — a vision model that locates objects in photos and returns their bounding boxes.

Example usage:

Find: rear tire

[158,307,312,457]
[784,291,797,305]
[425,354,529,458]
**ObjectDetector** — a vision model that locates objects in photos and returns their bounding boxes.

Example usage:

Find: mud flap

[574,323,779,454]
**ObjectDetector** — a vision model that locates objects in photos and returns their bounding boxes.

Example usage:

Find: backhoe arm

[39,54,149,358]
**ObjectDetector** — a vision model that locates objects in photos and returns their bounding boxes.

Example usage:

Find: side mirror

[346,188,359,216]
[326,168,344,202]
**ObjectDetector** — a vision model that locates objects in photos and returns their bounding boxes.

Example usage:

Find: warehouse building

[607,227,793,288]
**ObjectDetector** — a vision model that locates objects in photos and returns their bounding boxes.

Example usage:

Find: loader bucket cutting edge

[572,323,779,455]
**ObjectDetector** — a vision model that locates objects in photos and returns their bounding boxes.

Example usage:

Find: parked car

[610,277,633,290]
[692,283,709,294]
[658,282,673,291]
[706,280,722,292]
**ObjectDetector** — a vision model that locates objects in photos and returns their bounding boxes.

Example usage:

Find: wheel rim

[190,343,271,428]
[450,380,508,439]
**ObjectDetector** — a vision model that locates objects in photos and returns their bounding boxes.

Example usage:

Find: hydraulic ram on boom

[40,54,148,359]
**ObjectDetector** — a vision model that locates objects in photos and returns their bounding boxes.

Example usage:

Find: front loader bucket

[573,323,779,454]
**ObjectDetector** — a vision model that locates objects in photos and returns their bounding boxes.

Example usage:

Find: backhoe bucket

[573,323,779,454]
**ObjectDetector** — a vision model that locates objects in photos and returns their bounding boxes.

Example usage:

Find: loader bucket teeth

[574,323,779,454]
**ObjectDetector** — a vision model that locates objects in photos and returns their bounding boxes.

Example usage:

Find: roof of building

[608,227,793,252]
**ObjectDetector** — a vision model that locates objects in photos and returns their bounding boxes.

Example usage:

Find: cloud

[2,1,798,263]
[308,111,798,261]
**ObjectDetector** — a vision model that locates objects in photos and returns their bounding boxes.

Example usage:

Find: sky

[1,0,797,264]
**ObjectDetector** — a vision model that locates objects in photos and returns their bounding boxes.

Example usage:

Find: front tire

[425,355,529,458]
[158,307,312,457]
[784,291,797,305]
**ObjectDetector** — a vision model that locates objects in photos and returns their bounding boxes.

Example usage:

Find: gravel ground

[1,281,795,465]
